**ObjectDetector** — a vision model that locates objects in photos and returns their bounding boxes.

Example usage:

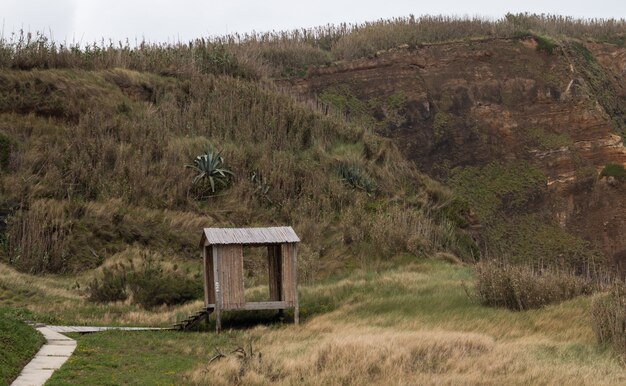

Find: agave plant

[186,148,234,192]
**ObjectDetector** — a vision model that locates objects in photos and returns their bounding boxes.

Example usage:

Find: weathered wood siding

[216,245,245,310]
[268,245,282,301]
[280,243,297,306]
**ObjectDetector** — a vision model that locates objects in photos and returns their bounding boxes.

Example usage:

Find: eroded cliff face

[283,38,626,269]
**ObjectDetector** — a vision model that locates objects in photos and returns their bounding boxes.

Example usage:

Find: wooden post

[213,245,222,333]
[203,246,209,307]
[293,244,299,325]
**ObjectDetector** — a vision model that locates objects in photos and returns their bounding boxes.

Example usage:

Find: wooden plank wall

[280,243,298,306]
[217,245,245,310]
[267,245,282,301]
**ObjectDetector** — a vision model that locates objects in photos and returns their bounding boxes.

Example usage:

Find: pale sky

[2,0,625,45]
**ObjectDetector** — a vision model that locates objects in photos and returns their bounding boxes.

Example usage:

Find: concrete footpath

[11,325,168,385]
[11,326,76,386]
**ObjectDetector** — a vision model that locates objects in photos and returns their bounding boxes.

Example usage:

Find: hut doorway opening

[243,246,272,303]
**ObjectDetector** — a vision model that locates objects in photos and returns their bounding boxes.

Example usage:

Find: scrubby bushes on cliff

[600,164,626,181]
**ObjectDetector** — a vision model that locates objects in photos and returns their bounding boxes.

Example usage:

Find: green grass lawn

[46,331,241,385]
[0,307,45,384]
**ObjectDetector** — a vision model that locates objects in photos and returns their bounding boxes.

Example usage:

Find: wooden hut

[199,226,300,332]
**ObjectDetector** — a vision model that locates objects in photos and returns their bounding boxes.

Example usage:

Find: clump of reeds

[3,200,72,274]
[474,260,595,310]
[590,282,626,360]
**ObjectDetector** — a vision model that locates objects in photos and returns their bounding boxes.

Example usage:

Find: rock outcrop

[283,38,626,269]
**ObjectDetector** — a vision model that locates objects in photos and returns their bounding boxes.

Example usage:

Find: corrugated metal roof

[201,226,300,245]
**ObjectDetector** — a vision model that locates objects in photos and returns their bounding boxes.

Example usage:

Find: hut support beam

[213,245,222,333]
[203,247,210,307]
[293,245,299,325]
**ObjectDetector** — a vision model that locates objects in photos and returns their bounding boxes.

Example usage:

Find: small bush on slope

[475,260,595,310]
[186,146,234,194]
[87,266,128,303]
[600,164,626,181]
[87,252,202,308]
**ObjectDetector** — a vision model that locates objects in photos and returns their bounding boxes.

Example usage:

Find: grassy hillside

[0,67,472,278]
[0,307,44,384]
[1,14,625,384]
[2,14,623,277]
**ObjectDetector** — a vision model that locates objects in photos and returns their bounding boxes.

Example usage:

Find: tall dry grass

[4,200,73,273]
[187,329,494,386]
[1,14,625,77]
[184,319,626,385]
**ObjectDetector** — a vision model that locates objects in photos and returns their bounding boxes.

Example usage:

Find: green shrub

[87,266,128,303]
[590,283,626,359]
[87,256,202,308]
[127,260,202,309]
[449,162,546,222]
[600,164,626,181]
[475,260,594,311]
[440,197,470,228]
[570,41,596,63]
[337,163,376,194]
[535,34,557,54]
[186,146,234,194]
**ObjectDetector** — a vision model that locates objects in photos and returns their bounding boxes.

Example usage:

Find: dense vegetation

[0,307,44,384]
[0,54,468,278]
[0,12,622,295]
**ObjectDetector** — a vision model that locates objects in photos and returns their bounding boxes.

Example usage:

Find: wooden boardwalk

[47,325,169,333]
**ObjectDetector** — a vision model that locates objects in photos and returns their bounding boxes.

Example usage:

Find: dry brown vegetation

[1,14,625,79]
[0,66,468,277]
[179,260,626,386]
